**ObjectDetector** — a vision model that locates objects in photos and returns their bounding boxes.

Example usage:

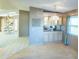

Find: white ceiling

[0,0,78,13]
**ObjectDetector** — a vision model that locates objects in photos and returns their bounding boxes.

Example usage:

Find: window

[67,16,78,36]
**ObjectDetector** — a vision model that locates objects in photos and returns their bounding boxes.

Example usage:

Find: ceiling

[0,0,78,13]
[7,0,78,13]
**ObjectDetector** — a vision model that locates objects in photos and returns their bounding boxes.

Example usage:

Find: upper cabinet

[43,12,64,31]
[43,12,63,26]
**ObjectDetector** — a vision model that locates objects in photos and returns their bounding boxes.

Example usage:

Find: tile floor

[0,33,77,59]
[0,36,29,59]
[8,43,77,59]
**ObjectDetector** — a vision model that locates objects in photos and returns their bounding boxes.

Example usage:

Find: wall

[0,0,16,10]
[63,10,78,51]
[0,0,29,11]
[0,15,19,49]
[19,10,29,37]
[29,7,44,44]
[68,35,78,51]
[0,17,1,31]
[65,9,78,16]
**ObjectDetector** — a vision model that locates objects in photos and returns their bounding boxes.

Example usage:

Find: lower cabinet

[43,31,63,43]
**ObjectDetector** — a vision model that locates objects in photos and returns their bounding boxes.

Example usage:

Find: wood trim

[64,9,78,16]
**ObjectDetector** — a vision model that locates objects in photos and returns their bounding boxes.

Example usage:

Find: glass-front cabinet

[43,15,63,32]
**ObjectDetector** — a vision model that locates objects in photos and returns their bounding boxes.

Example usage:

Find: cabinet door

[43,32,48,43]
[58,32,62,41]
[48,32,53,42]
[54,32,58,41]
[49,32,62,42]
[43,32,63,43]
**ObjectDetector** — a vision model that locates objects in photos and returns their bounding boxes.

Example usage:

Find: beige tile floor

[8,43,78,59]
[0,33,77,59]
[0,37,29,59]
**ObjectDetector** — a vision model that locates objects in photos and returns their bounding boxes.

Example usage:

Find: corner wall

[29,7,44,44]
